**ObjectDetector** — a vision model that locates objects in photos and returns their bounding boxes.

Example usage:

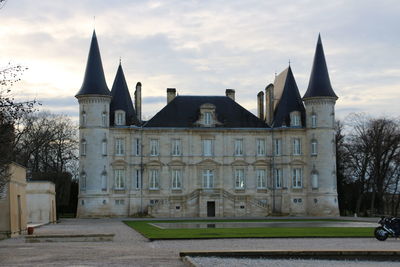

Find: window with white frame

[311,172,319,189]
[256,139,266,156]
[234,139,243,156]
[311,114,317,128]
[115,138,125,155]
[292,168,303,188]
[102,112,107,127]
[235,169,245,189]
[311,139,318,155]
[274,139,281,156]
[274,168,282,189]
[114,169,125,189]
[256,169,266,189]
[134,138,140,156]
[203,139,213,156]
[290,111,301,127]
[102,140,107,156]
[134,169,141,189]
[80,172,86,191]
[81,139,87,156]
[293,138,301,155]
[115,111,125,125]
[202,169,214,189]
[171,169,182,189]
[150,139,159,156]
[204,112,212,126]
[81,111,87,126]
[149,169,159,190]
[101,172,107,191]
[171,139,181,156]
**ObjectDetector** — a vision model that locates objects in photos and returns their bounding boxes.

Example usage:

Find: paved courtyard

[0,218,398,266]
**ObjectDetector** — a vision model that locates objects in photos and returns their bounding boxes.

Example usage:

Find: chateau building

[75,31,339,217]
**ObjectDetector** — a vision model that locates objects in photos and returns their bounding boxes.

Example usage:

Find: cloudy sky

[1,0,399,121]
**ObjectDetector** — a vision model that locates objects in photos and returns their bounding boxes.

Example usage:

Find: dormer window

[290,111,301,127]
[204,112,212,125]
[115,110,125,126]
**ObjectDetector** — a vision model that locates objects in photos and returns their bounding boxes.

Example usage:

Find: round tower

[303,34,339,216]
[75,31,111,217]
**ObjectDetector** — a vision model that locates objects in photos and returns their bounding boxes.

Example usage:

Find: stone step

[25,233,114,243]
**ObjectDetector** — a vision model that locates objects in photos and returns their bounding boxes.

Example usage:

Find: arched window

[101,171,107,191]
[80,172,86,191]
[102,139,107,156]
[311,114,317,128]
[311,139,318,155]
[290,111,301,127]
[311,172,319,189]
[81,139,87,156]
[81,111,87,126]
[102,112,107,127]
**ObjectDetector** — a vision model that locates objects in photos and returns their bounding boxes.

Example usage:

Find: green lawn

[123,219,374,240]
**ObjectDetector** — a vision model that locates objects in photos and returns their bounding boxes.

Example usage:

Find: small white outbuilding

[26,181,56,224]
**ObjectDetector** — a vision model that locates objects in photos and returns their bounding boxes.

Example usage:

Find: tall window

[171,139,181,156]
[150,139,159,156]
[101,172,107,191]
[235,169,245,189]
[204,112,212,126]
[171,169,182,189]
[102,112,107,127]
[274,168,282,189]
[149,169,159,189]
[311,114,317,128]
[116,111,124,125]
[311,140,318,155]
[81,111,87,126]
[115,138,125,155]
[114,169,125,190]
[81,139,87,156]
[292,168,303,188]
[290,111,301,127]
[293,138,301,155]
[311,172,319,189]
[203,139,213,156]
[256,169,266,189]
[80,172,86,191]
[274,139,281,156]
[134,169,141,189]
[102,140,107,156]
[234,139,243,156]
[256,139,266,156]
[202,169,214,189]
[134,138,140,156]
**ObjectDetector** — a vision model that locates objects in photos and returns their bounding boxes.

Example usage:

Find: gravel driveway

[0,218,397,266]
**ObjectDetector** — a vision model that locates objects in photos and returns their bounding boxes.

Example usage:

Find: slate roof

[110,64,139,125]
[272,66,305,127]
[303,34,337,99]
[144,96,268,128]
[76,31,110,97]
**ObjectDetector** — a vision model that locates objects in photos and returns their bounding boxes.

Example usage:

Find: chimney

[135,82,142,122]
[265,83,274,125]
[167,88,176,104]
[257,91,264,120]
[225,89,235,101]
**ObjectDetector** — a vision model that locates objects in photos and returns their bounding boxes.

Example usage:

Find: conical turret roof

[272,66,305,127]
[303,34,337,99]
[75,30,110,96]
[110,63,139,125]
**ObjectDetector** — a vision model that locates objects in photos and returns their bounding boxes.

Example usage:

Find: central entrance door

[207,201,215,217]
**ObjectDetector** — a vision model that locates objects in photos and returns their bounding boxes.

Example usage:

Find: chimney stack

[265,84,274,125]
[257,91,264,120]
[135,82,142,122]
[167,88,176,104]
[225,89,235,101]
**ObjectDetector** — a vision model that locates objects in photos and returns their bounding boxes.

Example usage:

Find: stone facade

[76,32,340,218]
[26,181,57,224]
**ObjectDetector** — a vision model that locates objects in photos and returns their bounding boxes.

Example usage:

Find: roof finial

[119,56,121,65]
[93,16,96,30]
[288,59,291,66]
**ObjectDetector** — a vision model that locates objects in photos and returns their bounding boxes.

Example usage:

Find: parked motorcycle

[374,216,400,241]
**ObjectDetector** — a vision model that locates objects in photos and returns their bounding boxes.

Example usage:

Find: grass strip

[123,220,374,240]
